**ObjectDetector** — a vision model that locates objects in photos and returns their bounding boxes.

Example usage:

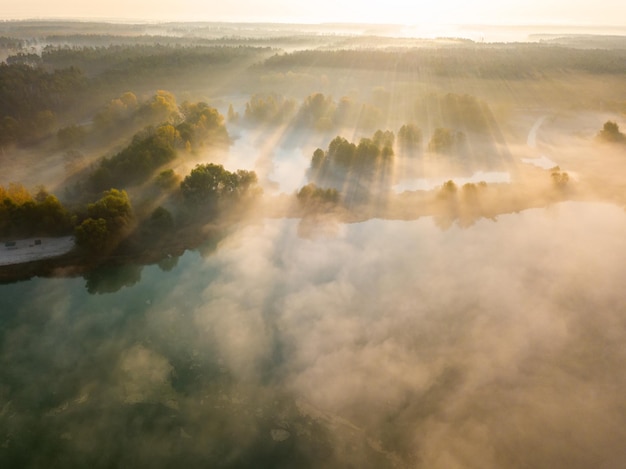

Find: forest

[1,18,626,469]
[1,21,625,280]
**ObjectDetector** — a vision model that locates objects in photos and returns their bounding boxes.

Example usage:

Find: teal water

[2,202,626,468]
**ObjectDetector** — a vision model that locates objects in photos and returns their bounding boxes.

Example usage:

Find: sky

[1,0,625,26]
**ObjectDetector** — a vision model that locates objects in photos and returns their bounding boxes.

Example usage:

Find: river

[1,201,626,468]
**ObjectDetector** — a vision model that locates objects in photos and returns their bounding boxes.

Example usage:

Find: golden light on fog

[1,9,626,469]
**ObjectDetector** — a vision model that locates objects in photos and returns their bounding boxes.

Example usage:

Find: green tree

[311,148,326,169]
[94,91,138,130]
[139,90,180,123]
[327,136,356,167]
[75,217,109,253]
[148,206,174,232]
[154,169,180,190]
[86,188,133,231]
[297,183,339,206]
[180,164,258,206]
[75,189,133,254]
[177,102,228,148]
[90,124,179,190]
[356,138,381,165]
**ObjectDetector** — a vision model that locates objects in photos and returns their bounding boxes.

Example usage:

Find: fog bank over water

[2,201,626,467]
[0,15,625,468]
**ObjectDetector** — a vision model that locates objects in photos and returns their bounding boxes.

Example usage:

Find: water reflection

[84,263,143,294]
[393,170,511,192]
[1,202,626,468]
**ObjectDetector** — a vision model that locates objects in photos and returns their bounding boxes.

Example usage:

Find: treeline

[87,98,229,192]
[242,92,385,131]
[0,63,86,147]
[0,44,267,149]
[311,130,395,174]
[238,91,496,137]
[415,93,496,134]
[0,36,24,49]
[304,123,476,204]
[89,124,180,190]
[77,163,259,255]
[1,159,260,257]
[37,44,269,77]
[0,185,73,238]
[309,123,468,179]
[305,130,396,204]
[262,45,626,77]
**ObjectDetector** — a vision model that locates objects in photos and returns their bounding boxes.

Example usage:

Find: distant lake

[2,201,626,468]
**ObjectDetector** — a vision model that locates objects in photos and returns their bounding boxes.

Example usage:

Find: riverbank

[0,236,75,267]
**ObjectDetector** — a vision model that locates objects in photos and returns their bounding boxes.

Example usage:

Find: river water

[1,201,626,468]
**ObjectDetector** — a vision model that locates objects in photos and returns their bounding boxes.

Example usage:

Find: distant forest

[0,21,625,276]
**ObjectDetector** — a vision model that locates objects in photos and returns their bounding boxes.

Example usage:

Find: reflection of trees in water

[84,263,143,294]
[157,254,179,272]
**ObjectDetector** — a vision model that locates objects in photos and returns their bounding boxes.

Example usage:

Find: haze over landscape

[0,2,625,468]
[4,0,626,26]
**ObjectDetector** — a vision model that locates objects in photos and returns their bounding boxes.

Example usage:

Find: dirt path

[0,236,75,266]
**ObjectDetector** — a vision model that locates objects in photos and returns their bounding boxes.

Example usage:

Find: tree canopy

[180,164,258,207]
[75,189,133,253]
[0,184,72,237]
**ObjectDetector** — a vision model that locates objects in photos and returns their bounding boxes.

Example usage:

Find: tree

[75,189,133,254]
[33,110,57,138]
[75,217,109,253]
[428,128,465,153]
[177,102,228,148]
[139,90,180,123]
[148,206,174,232]
[244,94,295,125]
[334,96,357,126]
[311,148,326,169]
[598,120,625,143]
[297,183,339,206]
[90,124,179,190]
[86,189,133,231]
[227,104,239,123]
[94,91,138,130]
[0,184,72,237]
[372,130,395,158]
[441,180,458,195]
[154,169,180,190]
[327,136,356,167]
[180,164,258,206]
[57,124,86,148]
[0,116,19,148]
[551,167,570,188]
[398,123,422,153]
[355,138,381,165]
[297,93,336,130]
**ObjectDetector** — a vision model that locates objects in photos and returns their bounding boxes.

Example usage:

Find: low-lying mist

[2,200,626,468]
[1,21,626,468]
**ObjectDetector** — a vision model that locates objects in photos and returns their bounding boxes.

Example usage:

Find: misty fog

[3,202,626,468]
[1,19,626,469]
